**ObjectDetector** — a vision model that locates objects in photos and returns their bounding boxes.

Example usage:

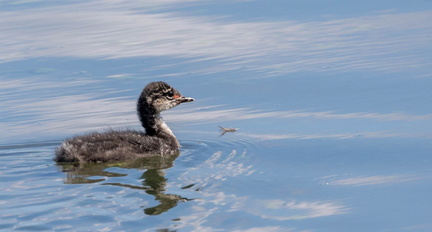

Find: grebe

[54,81,194,163]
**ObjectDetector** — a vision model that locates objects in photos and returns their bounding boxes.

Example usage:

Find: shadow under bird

[54,81,194,163]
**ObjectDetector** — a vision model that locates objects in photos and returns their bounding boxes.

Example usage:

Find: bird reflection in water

[56,151,192,215]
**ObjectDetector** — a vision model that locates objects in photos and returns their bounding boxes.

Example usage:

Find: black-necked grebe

[54,81,194,163]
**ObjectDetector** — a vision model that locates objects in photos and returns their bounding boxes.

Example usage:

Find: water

[1,1,432,231]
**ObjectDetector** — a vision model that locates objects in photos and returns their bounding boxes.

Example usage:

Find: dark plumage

[54,81,194,163]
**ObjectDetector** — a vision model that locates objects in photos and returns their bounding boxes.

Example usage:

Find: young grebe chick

[54,81,194,163]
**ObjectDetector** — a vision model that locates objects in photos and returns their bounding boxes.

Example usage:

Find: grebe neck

[137,101,177,139]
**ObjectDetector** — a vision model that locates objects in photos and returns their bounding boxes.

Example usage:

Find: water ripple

[0,1,430,76]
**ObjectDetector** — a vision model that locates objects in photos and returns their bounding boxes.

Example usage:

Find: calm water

[1,1,432,231]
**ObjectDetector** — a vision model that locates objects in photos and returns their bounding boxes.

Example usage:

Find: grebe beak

[176,96,194,103]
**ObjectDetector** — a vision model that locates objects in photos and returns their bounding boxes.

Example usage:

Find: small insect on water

[218,126,239,136]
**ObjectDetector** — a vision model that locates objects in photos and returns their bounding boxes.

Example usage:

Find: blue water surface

[1,1,432,231]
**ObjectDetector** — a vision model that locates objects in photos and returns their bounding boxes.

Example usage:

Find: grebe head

[144,81,194,112]
[138,81,194,115]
